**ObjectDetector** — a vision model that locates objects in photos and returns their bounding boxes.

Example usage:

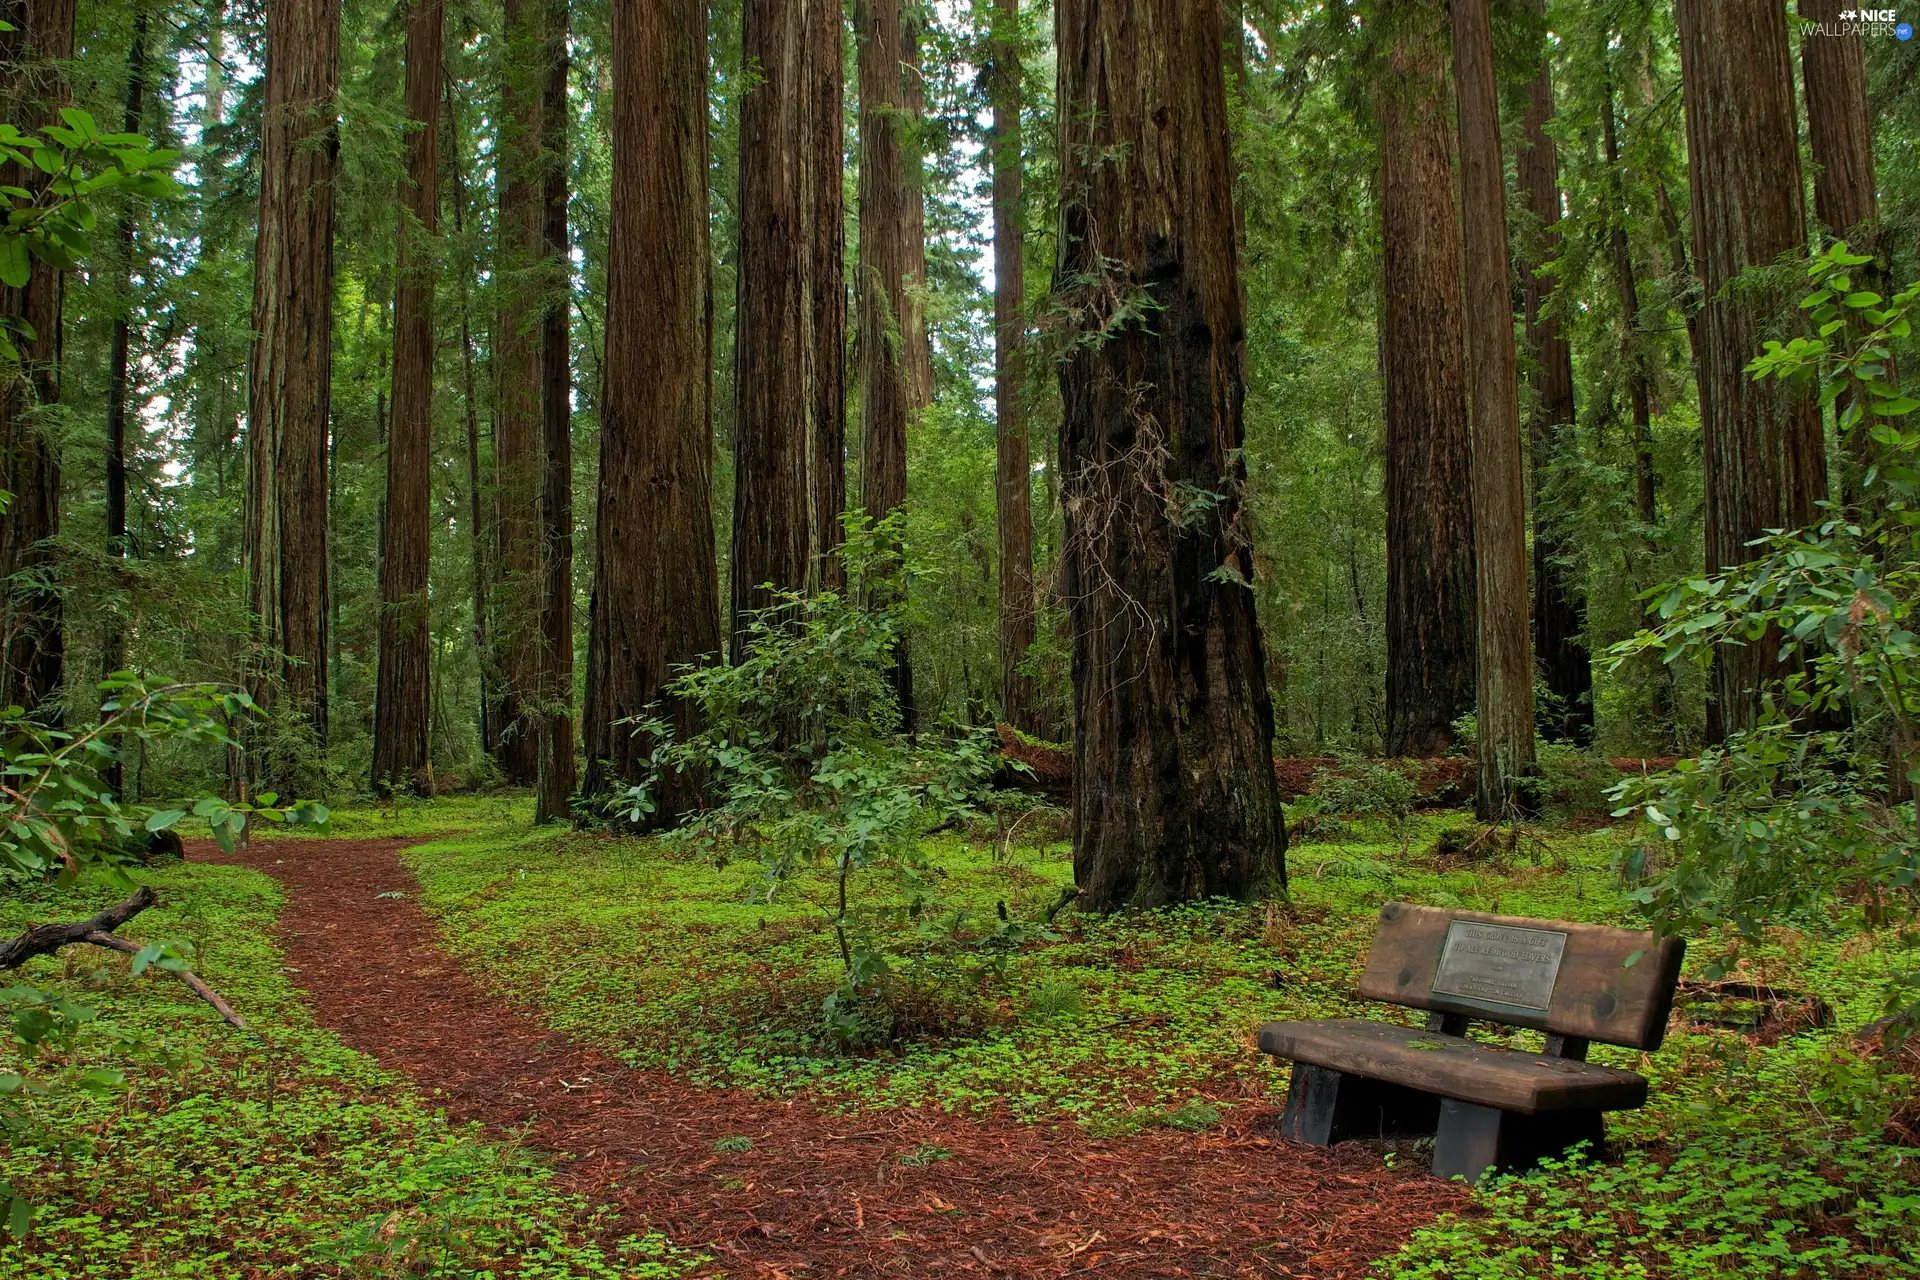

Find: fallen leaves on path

[205,837,1467,1277]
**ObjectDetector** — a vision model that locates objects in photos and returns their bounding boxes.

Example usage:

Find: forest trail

[200,837,1466,1278]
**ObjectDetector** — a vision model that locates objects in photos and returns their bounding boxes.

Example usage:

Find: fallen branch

[0,886,157,968]
[0,885,247,1030]
[82,931,247,1030]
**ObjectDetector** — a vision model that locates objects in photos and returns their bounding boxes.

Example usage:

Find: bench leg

[1283,1065,1442,1145]
[1433,1100,1607,1182]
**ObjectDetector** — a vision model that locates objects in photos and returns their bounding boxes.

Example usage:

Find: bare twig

[82,931,247,1030]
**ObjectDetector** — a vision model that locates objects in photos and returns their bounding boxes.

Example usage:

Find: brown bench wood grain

[1258,901,1685,1182]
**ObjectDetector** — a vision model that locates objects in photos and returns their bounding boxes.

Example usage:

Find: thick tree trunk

[734,0,830,647]
[1054,0,1285,911]
[445,74,496,759]
[582,0,722,825]
[534,0,575,824]
[808,0,847,594]
[990,0,1036,734]
[1677,0,1825,739]
[246,0,340,757]
[1454,0,1535,816]
[1800,0,1882,506]
[1601,73,1659,531]
[0,0,75,720]
[372,0,441,797]
[1377,0,1475,759]
[1516,21,1589,746]
[492,0,543,784]
[857,0,919,729]
[102,6,147,795]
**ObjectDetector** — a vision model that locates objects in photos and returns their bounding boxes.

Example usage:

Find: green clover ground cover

[391,803,1920,1278]
[0,856,699,1279]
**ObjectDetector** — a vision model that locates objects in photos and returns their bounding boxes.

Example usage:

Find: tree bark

[373,0,441,797]
[990,0,1036,734]
[1376,0,1475,759]
[102,5,147,795]
[534,0,575,823]
[857,0,920,728]
[492,0,544,784]
[1516,18,1589,746]
[734,0,840,647]
[808,0,848,594]
[1453,0,1534,816]
[0,0,76,721]
[1054,0,1286,911]
[1800,0,1882,508]
[246,0,340,758]
[445,70,496,760]
[582,0,722,825]
[1677,0,1825,739]
[1601,72,1659,531]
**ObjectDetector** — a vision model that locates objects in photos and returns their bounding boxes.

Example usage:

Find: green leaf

[0,235,28,288]
[6,1193,27,1241]
[144,808,186,832]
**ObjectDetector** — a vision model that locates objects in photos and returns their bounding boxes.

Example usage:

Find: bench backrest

[1355,901,1686,1051]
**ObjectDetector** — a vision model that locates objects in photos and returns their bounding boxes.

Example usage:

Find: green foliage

[1298,755,1421,838]
[0,863,699,1276]
[1608,243,1920,1010]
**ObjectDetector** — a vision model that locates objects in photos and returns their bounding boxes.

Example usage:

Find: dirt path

[204,837,1467,1278]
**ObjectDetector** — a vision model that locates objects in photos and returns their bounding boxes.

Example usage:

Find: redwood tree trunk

[1377,0,1474,759]
[582,0,721,825]
[1054,0,1286,911]
[857,0,918,728]
[492,0,543,783]
[1454,0,1535,816]
[246,0,340,755]
[0,0,75,720]
[1677,0,1825,739]
[1517,19,1589,745]
[734,0,826,647]
[990,0,1036,734]
[1800,0,1882,505]
[1602,73,1659,532]
[373,0,442,797]
[102,5,146,795]
[808,0,847,594]
[534,0,576,823]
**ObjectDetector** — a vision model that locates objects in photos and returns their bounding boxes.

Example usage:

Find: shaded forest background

[1,0,1913,804]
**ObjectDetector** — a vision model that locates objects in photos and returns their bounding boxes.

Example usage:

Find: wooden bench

[1258,901,1685,1182]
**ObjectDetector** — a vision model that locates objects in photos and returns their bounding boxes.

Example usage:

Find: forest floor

[207,835,1462,1278]
[3,798,1919,1278]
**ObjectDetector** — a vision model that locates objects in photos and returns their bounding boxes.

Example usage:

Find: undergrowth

[388,803,1920,1275]
[0,858,699,1278]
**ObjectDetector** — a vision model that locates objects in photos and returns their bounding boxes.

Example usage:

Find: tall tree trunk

[1055,0,1286,911]
[102,5,147,795]
[492,0,543,783]
[734,0,823,648]
[0,0,76,720]
[246,0,340,759]
[990,0,1036,733]
[582,0,721,825]
[445,71,496,759]
[1517,20,1589,745]
[1801,0,1882,506]
[534,0,575,823]
[372,0,441,796]
[808,0,847,594]
[1452,0,1534,816]
[1677,0,1825,740]
[1377,0,1475,758]
[1601,73,1658,531]
[857,0,918,727]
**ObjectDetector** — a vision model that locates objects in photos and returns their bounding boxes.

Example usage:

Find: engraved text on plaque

[1430,921,1568,1013]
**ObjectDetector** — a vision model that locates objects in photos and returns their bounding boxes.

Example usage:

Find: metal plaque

[1430,921,1568,1013]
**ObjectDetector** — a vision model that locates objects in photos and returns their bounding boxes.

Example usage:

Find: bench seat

[1258,1018,1648,1115]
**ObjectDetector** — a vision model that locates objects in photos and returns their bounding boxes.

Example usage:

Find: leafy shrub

[1532,742,1618,818]
[1307,755,1421,836]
